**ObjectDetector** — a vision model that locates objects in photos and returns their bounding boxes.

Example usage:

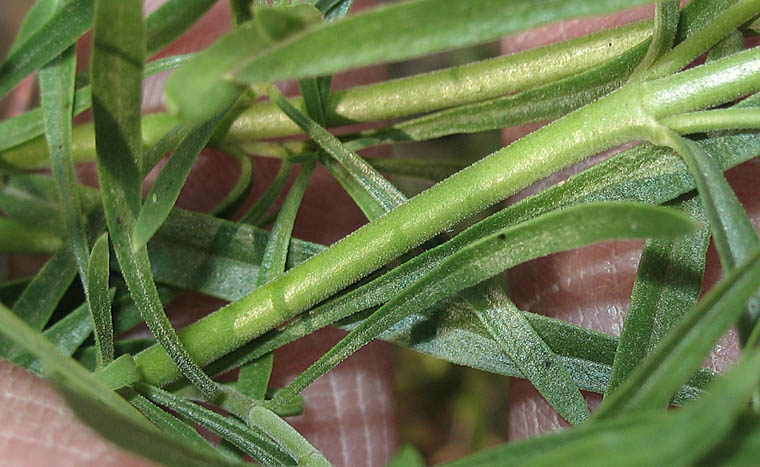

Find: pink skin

[0,1,753,465]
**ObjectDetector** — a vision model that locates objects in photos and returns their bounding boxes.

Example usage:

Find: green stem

[0,20,651,171]
[130,47,760,386]
[247,406,331,467]
[647,0,760,78]
[662,108,760,133]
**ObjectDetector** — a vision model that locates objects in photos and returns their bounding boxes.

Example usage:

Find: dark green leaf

[91,0,217,399]
[365,157,467,182]
[127,391,219,455]
[662,132,760,343]
[8,0,58,54]
[465,284,589,424]
[0,54,192,156]
[698,413,760,466]
[597,246,760,417]
[269,86,406,214]
[230,0,254,26]
[448,350,760,467]
[136,382,296,465]
[133,113,224,250]
[145,0,218,56]
[237,354,274,400]
[229,0,653,86]
[88,233,114,369]
[606,195,708,394]
[4,247,76,335]
[165,4,321,123]
[268,202,696,408]
[258,161,315,286]
[0,0,93,99]
[648,0,760,77]
[40,41,88,277]
[630,0,679,79]
[173,0,651,123]
[238,159,294,226]
[10,291,114,375]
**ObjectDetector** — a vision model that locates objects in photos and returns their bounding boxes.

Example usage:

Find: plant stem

[0,20,651,171]
[131,47,760,386]
[247,406,331,467]
[662,109,760,133]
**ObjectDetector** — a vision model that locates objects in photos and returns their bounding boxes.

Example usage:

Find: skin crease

[0,1,752,465]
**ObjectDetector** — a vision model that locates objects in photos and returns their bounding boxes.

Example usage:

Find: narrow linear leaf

[0,53,193,156]
[0,0,93,99]
[112,284,180,336]
[40,42,88,285]
[269,86,406,214]
[365,157,467,183]
[648,0,760,77]
[248,406,330,466]
[315,0,354,20]
[298,76,331,127]
[0,315,229,467]
[238,161,315,399]
[141,121,194,176]
[10,290,115,375]
[209,148,255,218]
[698,413,760,465]
[237,354,274,401]
[662,132,760,341]
[239,159,294,225]
[127,391,219,455]
[0,301,149,426]
[631,0,679,79]
[171,0,651,123]
[257,161,315,287]
[165,4,321,123]
[229,0,653,87]
[597,246,760,417]
[133,113,224,251]
[8,0,58,54]
[145,0,218,56]
[88,233,114,369]
[319,155,390,221]
[57,383,244,467]
[267,203,696,408]
[136,383,296,466]
[2,247,76,340]
[606,195,709,394]
[465,284,590,424]
[3,172,715,402]
[91,0,217,399]
[448,350,760,467]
